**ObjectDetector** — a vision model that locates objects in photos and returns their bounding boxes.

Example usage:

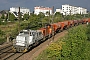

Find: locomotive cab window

[30,32,32,36]
[24,32,29,34]
[20,31,23,33]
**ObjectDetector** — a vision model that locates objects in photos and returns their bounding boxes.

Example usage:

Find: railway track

[0,45,25,60]
[0,43,13,59]
[0,46,12,57]
[0,43,12,51]
[2,53,25,60]
[0,42,26,60]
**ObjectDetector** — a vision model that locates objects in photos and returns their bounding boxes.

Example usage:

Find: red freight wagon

[51,23,60,33]
[68,21,71,27]
[58,21,69,31]
[58,22,63,31]
[39,26,52,39]
[62,21,69,29]
[78,20,83,24]
[73,20,78,25]
[88,18,90,23]
[69,20,74,26]
[46,26,52,37]
[58,22,64,31]
[63,21,69,26]
[83,19,88,24]
[39,28,46,36]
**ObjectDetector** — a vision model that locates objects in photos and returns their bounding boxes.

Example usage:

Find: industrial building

[34,6,52,16]
[55,4,87,15]
[10,7,30,17]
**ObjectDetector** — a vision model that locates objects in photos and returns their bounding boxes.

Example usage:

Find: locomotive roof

[20,29,41,32]
[18,34,29,37]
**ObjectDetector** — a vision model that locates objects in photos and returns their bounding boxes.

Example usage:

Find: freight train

[12,18,90,52]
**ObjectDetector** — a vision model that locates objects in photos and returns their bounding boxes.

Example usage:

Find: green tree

[23,14,29,20]
[22,14,43,29]
[87,23,90,40]
[61,25,88,60]
[0,18,2,25]
[38,12,45,18]
[54,12,62,16]
[1,13,5,19]
[9,13,16,21]
[0,29,4,36]
[46,11,50,16]
[54,12,63,22]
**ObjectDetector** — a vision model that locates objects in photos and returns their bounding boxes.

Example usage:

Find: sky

[0,0,90,12]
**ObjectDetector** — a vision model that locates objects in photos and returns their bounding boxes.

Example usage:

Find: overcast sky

[0,0,90,11]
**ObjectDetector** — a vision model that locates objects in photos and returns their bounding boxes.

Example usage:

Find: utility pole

[8,11,9,21]
[18,7,20,32]
[52,6,54,23]
[49,10,50,24]
[48,6,54,45]
[52,6,54,41]
[70,10,71,20]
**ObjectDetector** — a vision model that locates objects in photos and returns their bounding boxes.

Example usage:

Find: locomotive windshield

[20,31,29,34]
[24,32,29,34]
[20,31,23,33]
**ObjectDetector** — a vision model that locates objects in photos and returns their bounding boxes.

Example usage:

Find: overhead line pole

[52,6,54,41]
[18,7,20,32]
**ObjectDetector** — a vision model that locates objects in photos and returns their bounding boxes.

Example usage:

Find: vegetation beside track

[33,25,90,60]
